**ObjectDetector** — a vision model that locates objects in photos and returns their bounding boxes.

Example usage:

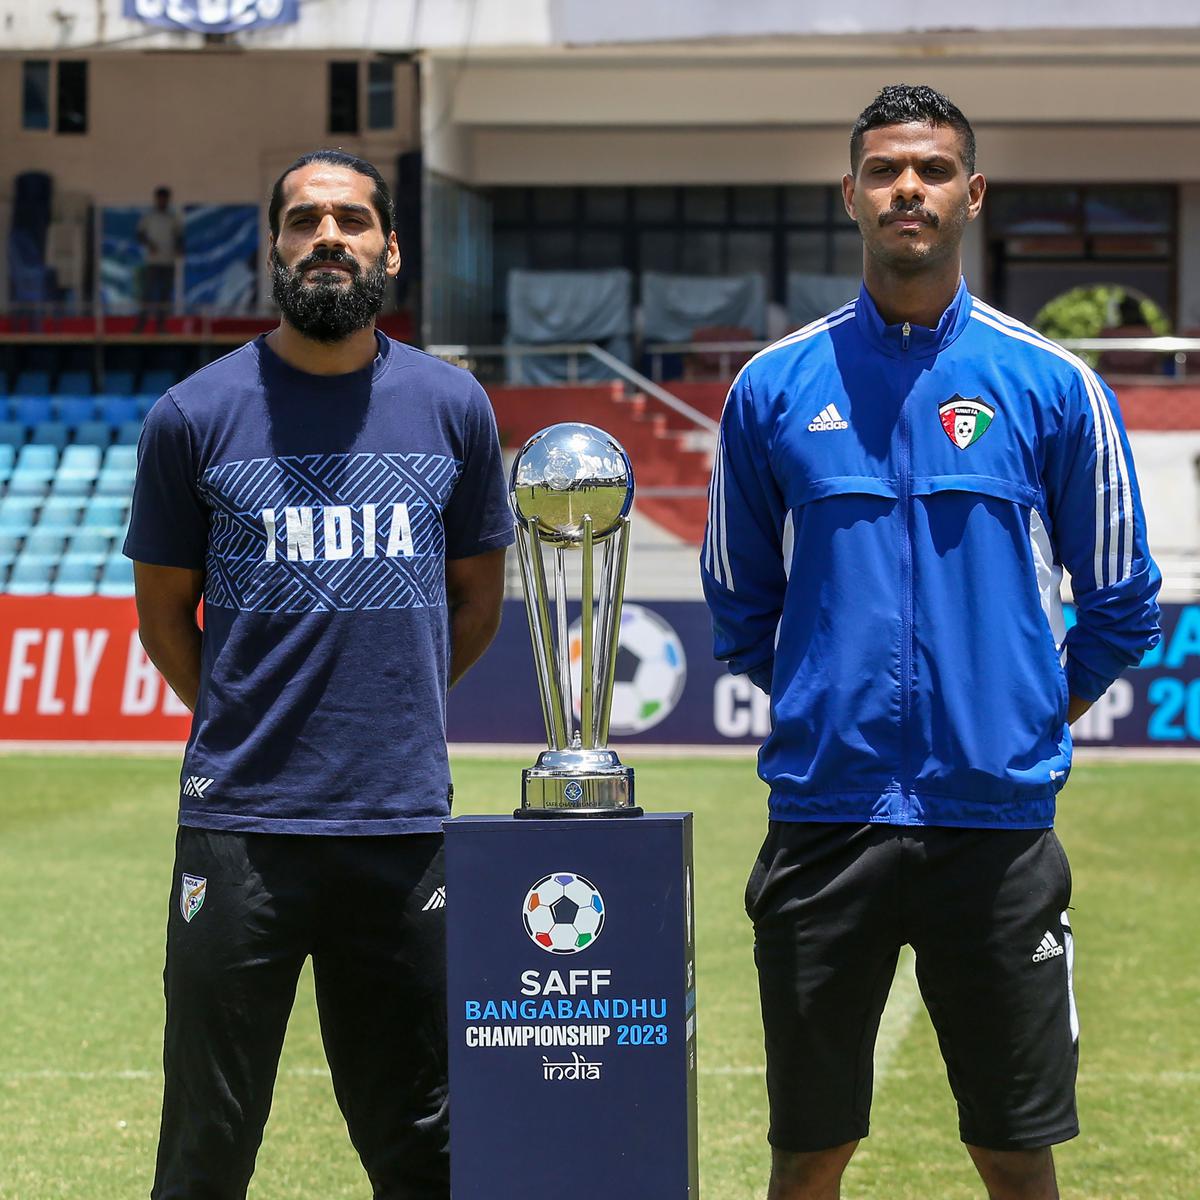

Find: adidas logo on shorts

[1032,930,1065,962]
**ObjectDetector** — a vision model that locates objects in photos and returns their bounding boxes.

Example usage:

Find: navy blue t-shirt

[124,332,514,835]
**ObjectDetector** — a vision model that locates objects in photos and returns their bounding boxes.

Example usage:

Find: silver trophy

[510,422,641,817]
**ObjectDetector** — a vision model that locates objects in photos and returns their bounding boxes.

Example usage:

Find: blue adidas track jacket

[701,280,1161,829]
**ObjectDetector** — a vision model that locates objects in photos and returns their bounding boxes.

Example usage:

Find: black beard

[271,247,388,344]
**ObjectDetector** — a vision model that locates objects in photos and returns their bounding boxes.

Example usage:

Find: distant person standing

[136,186,182,331]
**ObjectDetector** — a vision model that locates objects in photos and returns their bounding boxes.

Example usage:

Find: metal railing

[426,342,718,435]
[644,336,1200,383]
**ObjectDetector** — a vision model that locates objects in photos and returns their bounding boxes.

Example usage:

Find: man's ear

[387,230,402,278]
[841,173,856,222]
[966,172,986,222]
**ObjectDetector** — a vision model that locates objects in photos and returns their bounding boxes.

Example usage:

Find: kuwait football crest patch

[939,395,996,449]
[180,873,207,923]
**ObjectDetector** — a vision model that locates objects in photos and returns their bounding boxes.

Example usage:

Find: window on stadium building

[55,61,88,135]
[328,61,360,134]
[985,184,1177,324]
[489,184,859,334]
[21,61,51,131]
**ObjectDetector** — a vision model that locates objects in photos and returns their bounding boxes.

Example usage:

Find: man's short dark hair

[850,84,976,175]
[268,150,395,238]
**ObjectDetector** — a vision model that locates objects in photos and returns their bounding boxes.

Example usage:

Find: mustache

[296,248,361,277]
[881,205,940,229]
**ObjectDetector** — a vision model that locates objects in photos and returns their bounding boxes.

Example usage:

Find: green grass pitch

[1,754,1197,1199]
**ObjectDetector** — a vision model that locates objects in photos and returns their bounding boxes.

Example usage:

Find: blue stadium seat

[57,370,93,395]
[48,474,92,498]
[104,445,138,472]
[30,422,69,450]
[0,444,14,484]
[0,421,26,447]
[134,395,158,418]
[52,558,98,596]
[97,397,140,425]
[95,470,135,497]
[97,554,135,597]
[83,497,129,535]
[0,532,22,570]
[115,420,143,446]
[0,563,9,589]
[65,530,112,565]
[6,554,54,595]
[141,369,177,396]
[14,370,51,395]
[16,443,58,471]
[0,496,40,533]
[58,444,102,481]
[11,396,54,426]
[22,529,67,561]
[37,496,86,534]
[6,474,49,498]
[53,397,97,425]
[73,420,115,448]
[103,370,137,395]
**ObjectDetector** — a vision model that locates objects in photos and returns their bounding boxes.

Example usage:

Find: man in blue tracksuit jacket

[702,86,1161,1200]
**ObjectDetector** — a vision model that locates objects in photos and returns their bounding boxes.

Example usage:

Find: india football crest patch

[180,873,207,923]
[939,395,996,449]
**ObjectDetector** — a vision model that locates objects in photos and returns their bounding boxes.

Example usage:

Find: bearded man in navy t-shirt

[125,150,513,1199]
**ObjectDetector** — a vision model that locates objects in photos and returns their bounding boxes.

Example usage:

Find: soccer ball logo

[568,604,687,735]
[522,872,605,954]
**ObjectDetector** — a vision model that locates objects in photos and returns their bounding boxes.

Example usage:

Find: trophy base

[516,749,639,818]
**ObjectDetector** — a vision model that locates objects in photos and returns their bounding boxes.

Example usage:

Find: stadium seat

[65,530,111,566]
[11,396,54,426]
[30,422,69,450]
[104,445,138,472]
[57,370,93,395]
[0,421,26,447]
[48,474,93,498]
[22,529,67,562]
[141,370,177,396]
[97,555,134,597]
[15,443,58,471]
[95,470,135,497]
[6,554,54,595]
[14,370,51,395]
[104,370,137,396]
[0,532,21,570]
[0,496,40,533]
[36,495,86,534]
[135,395,158,419]
[58,444,103,481]
[73,420,115,448]
[97,397,140,425]
[53,397,97,425]
[0,444,14,484]
[6,474,49,498]
[115,421,143,446]
[83,497,129,535]
[51,558,99,596]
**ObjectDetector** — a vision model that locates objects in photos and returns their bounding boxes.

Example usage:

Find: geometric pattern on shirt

[198,451,461,613]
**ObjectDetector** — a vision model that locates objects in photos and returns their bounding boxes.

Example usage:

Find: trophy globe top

[510,422,634,547]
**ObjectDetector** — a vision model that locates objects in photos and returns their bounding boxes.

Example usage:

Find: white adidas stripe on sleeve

[969,308,1130,587]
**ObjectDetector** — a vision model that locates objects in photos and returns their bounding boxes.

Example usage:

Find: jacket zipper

[898,323,913,813]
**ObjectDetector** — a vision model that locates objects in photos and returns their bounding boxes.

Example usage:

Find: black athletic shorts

[152,827,449,1200]
[746,821,1079,1153]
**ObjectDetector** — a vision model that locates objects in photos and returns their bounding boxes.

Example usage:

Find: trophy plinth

[509,422,640,819]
